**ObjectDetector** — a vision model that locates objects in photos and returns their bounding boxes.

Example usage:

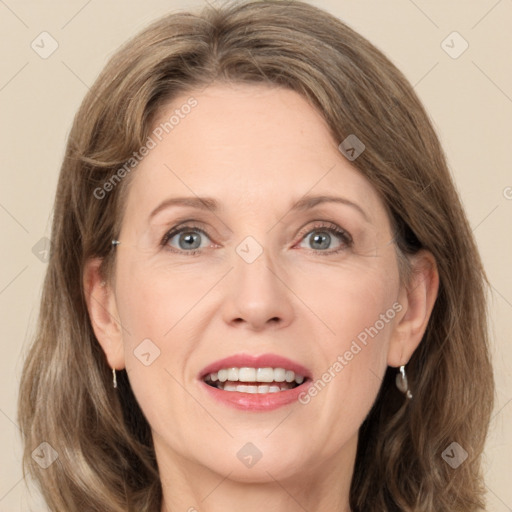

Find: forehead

[122,83,387,226]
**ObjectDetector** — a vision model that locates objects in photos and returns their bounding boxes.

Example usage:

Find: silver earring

[112,240,120,247]
[112,368,117,389]
[395,365,412,399]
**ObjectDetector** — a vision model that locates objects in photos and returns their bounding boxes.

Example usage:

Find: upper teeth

[205,367,305,384]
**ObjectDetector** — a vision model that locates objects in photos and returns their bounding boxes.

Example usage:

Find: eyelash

[160,221,353,257]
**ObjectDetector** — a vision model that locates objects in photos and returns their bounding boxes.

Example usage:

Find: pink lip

[198,353,312,380]
[199,379,313,411]
[197,353,313,412]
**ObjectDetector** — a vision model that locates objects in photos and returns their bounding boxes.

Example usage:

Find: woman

[18,1,495,511]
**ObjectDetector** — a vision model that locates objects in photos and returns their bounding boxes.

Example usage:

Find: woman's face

[108,83,407,485]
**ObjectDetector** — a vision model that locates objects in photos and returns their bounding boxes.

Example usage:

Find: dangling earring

[395,365,412,399]
[112,368,117,389]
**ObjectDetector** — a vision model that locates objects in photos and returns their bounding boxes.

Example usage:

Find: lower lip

[199,380,311,411]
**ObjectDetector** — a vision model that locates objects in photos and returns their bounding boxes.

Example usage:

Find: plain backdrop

[1,0,511,510]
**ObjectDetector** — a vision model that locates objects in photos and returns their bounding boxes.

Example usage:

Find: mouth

[203,366,308,393]
[198,353,312,409]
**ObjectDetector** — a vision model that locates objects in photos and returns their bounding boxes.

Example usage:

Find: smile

[204,366,306,393]
[198,352,312,410]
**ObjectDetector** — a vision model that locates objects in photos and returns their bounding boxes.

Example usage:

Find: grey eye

[176,231,203,250]
[164,227,211,252]
[299,229,347,251]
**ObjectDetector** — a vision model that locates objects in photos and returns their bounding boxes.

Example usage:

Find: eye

[161,224,212,255]
[160,221,353,256]
[296,222,353,254]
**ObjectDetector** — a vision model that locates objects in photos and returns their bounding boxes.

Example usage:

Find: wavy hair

[18,1,495,510]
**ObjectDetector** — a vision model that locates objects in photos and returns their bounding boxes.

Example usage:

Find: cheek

[297,264,398,414]
[294,255,398,340]
[113,254,223,387]
[113,261,191,393]
[113,265,196,443]
[115,256,207,341]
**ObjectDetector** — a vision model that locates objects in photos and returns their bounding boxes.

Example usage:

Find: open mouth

[203,367,308,393]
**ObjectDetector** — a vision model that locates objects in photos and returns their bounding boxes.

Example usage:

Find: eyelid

[160,224,213,251]
[296,220,352,243]
[293,221,353,254]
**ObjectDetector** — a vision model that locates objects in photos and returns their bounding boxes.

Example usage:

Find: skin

[84,83,439,512]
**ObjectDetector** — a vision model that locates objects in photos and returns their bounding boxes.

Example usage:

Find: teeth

[239,367,256,381]
[217,382,294,393]
[274,368,286,382]
[285,370,295,382]
[256,368,275,382]
[205,367,306,386]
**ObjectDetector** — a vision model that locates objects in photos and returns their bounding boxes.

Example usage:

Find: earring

[112,240,120,247]
[395,365,412,399]
[112,368,117,389]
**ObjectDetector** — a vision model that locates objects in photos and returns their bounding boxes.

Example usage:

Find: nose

[221,245,295,332]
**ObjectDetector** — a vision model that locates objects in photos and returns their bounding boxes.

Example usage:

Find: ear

[387,249,439,367]
[83,257,125,370]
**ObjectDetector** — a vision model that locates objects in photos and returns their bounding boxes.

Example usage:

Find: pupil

[180,232,201,250]
[312,232,330,250]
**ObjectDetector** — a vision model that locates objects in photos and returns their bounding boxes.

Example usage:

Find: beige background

[1,0,511,510]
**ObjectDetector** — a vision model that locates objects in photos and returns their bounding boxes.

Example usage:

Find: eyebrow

[149,194,370,222]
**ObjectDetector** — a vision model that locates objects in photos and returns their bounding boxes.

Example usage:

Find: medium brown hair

[18,1,495,510]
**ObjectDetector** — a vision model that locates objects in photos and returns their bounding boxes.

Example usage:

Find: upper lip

[198,353,312,380]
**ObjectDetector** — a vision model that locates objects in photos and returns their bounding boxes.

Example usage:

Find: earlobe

[387,250,439,368]
[83,258,126,370]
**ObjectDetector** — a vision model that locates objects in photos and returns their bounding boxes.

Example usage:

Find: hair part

[18,1,495,511]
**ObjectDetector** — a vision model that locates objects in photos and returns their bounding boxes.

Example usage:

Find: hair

[18,1,495,511]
